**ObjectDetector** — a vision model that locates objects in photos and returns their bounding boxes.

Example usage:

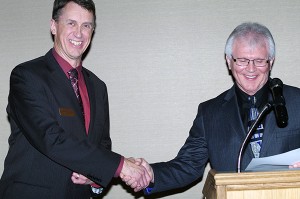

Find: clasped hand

[120,157,153,192]
[71,172,93,185]
[71,157,153,192]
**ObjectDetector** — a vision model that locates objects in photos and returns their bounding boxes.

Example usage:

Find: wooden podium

[202,169,300,199]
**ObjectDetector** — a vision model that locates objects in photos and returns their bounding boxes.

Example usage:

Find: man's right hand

[120,157,152,192]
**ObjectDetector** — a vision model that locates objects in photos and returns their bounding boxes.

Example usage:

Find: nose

[246,60,256,72]
[74,26,82,38]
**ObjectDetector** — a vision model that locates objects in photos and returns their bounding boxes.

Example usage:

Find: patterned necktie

[68,69,84,119]
[248,96,264,158]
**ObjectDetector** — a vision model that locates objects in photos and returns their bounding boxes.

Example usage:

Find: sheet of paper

[245,148,300,171]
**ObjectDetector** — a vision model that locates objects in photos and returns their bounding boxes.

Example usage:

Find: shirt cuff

[91,183,100,188]
[145,182,155,195]
[114,156,124,177]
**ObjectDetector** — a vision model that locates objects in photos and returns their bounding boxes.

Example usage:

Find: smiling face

[226,37,274,96]
[50,2,94,67]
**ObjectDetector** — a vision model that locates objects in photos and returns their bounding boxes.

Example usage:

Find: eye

[238,58,248,63]
[82,23,93,31]
[255,59,264,64]
[67,21,75,26]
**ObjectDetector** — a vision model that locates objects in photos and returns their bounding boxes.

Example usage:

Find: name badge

[59,107,76,117]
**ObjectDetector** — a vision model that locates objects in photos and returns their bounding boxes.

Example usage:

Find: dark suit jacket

[150,84,300,193]
[0,49,121,199]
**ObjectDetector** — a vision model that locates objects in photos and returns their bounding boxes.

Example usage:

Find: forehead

[59,2,94,22]
[232,36,269,56]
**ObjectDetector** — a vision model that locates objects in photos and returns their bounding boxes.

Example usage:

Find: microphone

[237,78,288,172]
[269,78,288,128]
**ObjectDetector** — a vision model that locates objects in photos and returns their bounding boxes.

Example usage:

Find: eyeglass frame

[231,56,270,67]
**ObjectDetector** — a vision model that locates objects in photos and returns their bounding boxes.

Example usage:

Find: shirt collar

[52,48,82,76]
[235,82,269,109]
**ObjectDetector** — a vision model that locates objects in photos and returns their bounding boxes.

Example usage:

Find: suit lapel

[223,87,246,140]
[223,87,255,165]
[82,69,95,136]
[45,51,78,103]
[259,95,277,157]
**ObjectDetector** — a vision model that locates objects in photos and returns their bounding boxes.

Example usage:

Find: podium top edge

[209,169,300,185]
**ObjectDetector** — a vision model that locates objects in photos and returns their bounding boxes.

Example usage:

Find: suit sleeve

[148,104,209,193]
[8,65,121,187]
[99,84,112,150]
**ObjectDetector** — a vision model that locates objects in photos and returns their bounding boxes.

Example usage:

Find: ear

[50,19,57,35]
[225,55,232,70]
[269,58,275,71]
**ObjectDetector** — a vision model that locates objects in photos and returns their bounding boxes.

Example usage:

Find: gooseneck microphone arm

[237,103,272,173]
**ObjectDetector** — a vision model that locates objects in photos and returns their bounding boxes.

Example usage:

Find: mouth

[245,75,257,79]
[69,39,82,46]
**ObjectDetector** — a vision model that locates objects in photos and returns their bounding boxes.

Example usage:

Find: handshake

[71,157,154,193]
[120,157,154,192]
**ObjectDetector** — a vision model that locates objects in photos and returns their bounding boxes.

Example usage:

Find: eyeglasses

[231,56,269,67]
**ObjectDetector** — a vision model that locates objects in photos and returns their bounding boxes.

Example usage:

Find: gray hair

[224,22,275,59]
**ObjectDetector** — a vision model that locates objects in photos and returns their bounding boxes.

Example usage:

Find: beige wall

[1,1,300,198]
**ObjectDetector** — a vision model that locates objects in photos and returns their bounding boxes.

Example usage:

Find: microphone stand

[237,103,272,173]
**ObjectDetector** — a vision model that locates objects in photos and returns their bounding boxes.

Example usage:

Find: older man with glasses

[122,22,300,195]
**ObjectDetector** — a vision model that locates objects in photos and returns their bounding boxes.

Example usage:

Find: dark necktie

[248,96,264,158]
[68,68,84,119]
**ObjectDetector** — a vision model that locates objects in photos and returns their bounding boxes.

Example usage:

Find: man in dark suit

[124,22,300,194]
[0,0,151,198]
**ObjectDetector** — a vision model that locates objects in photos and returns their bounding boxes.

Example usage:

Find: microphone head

[269,78,283,89]
[269,77,288,128]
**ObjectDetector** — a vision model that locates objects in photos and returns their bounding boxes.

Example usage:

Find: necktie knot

[68,69,80,100]
[68,68,78,83]
[248,96,256,107]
